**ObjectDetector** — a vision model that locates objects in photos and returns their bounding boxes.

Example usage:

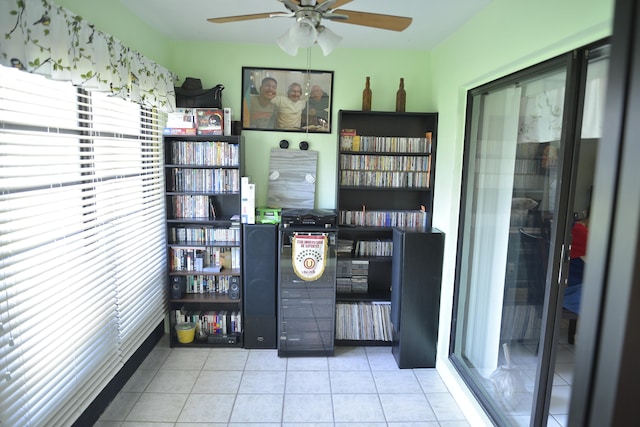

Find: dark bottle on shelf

[396,78,406,112]
[362,76,372,111]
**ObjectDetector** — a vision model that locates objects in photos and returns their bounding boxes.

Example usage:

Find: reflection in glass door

[450,42,609,426]
[547,44,609,424]
[450,58,570,426]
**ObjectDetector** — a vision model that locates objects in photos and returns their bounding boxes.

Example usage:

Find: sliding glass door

[450,41,609,426]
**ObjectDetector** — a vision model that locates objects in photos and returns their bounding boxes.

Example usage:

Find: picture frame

[241,66,334,133]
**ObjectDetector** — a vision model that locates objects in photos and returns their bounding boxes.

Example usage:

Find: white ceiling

[119,0,492,50]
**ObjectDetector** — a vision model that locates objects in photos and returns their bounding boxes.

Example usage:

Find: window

[0,65,167,426]
[450,42,609,425]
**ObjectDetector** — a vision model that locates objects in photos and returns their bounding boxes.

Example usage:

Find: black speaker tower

[242,224,278,348]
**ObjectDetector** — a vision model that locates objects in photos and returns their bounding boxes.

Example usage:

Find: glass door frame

[569,0,640,422]
[536,41,611,425]
[449,38,609,426]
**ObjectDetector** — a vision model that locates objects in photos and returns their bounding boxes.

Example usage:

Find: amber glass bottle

[396,78,406,112]
[362,77,372,111]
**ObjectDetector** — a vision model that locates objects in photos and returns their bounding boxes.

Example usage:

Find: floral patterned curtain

[1,0,176,111]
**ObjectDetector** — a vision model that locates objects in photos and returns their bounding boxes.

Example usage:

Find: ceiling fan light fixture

[276,10,342,56]
[277,28,299,56]
[316,25,342,56]
[290,18,318,48]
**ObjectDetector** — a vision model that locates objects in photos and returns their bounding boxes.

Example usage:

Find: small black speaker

[229,276,240,300]
[170,276,183,299]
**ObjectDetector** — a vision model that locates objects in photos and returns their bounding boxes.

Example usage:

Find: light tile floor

[95,335,471,426]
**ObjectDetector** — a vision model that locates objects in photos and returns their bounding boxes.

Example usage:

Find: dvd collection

[171,247,240,272]
[173,309,241,336]
[168,167,240,193]
[339,209,429,229]
[168,140,239,166]
[340,170,430,188]
[340,153,430,171]
[169,225,240,245]
[178,274,238,295]
[340,131,432,154]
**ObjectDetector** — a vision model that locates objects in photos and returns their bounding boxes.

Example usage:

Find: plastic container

[175,322,196,344]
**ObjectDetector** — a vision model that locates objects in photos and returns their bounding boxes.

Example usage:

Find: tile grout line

[365,347,389,424]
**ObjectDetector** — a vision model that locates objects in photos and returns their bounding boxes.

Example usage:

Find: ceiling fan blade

[281,0,301,12]
[326,0,353,8]
[207,1,355,25]
[207,12,286,23]
[315,0,353,11]
[292,0,353,8]
[333,9,412,31]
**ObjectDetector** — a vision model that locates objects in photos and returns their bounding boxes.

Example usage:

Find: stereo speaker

[242,224,278,348]
[170,276,183,299]
[229,276,240,300]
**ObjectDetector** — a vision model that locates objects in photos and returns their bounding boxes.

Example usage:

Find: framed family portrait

[241,66,334,133]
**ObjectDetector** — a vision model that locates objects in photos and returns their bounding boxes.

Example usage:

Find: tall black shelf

[335,110,438,347]
[391,228,444,368]
[163,134,245,348]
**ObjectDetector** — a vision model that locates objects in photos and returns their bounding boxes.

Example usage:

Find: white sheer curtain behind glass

[456,86,521,370]
[0,65,166,426]
[581,57,608,139]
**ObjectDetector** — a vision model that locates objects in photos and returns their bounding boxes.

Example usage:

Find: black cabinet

[278,226,337,357]
[391,228,444,368]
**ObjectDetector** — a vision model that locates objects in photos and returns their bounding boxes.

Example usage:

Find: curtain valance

[1,0,176,111]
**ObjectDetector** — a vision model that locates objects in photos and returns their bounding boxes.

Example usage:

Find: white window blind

[0,66,167,427]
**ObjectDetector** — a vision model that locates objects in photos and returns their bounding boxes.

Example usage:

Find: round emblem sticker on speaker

[292,233,328,281]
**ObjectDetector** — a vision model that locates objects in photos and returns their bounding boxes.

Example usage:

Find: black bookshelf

[335,110,438,346]
[163,134,245,348]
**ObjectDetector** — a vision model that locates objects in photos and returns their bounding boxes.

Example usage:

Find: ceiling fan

[207,0,412,55]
